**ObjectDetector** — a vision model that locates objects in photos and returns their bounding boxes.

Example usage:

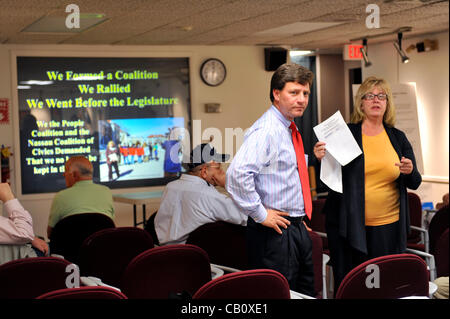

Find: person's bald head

[64,156,93,187]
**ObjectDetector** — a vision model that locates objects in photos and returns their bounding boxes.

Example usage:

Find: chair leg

[328,265,334,298]
[322,254,330,299]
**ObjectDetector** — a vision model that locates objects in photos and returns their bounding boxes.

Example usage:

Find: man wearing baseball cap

[153,143,247,245]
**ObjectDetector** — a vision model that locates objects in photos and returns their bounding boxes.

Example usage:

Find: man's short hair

[67,156,93,177]
[270,63,314,102]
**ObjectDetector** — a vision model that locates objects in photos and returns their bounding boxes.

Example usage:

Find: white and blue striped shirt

[226,105,307,223]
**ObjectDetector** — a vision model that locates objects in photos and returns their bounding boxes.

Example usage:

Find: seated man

[47,156,115,238]
[0,183,48,264]
[154,143,247,245]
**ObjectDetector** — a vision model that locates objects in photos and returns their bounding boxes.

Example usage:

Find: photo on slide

[98,117,185,182]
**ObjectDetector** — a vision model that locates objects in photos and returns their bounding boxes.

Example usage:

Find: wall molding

[422,175,449,184]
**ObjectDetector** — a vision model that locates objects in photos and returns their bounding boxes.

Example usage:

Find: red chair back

[36,286,127,299]
[308,199,328,254]
[308,230,323,298]
[429,205,449,254]
[49,213,115,264]
[435,228,449,277]
[0,257,72,299]
[186,221,248,270]
[309,199,326,232]
[335,254,429,299]
[121,244,211,299]
[193,269,290,299]
[79,227,154,288]
[407,192,423,244]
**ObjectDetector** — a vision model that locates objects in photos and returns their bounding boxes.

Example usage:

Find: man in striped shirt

[226,63,315,296]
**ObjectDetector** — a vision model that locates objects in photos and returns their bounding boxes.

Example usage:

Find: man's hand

[261,209,291,234]
[31,237,49,256]
[0,183,15,203]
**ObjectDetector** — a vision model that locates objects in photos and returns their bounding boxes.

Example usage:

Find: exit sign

[343,44,364,61]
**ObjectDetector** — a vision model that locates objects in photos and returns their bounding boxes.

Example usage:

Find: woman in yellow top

[314,76,422,291]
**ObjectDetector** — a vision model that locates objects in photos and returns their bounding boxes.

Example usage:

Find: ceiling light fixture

[290,50,314,57]
[393,32,410,64]
[360,38,372,67]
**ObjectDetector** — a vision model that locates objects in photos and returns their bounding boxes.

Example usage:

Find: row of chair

[4,193,444,299]
[0,243,291,299]
[0,248,428,300]
[0,248,432,299]
[35,267,293,299]
[53,219,327,299]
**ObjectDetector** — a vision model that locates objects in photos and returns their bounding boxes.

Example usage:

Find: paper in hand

[313,111,362,193]
[320,151,342,193]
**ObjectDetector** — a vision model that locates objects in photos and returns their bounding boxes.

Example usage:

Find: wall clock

[200,58,226,86]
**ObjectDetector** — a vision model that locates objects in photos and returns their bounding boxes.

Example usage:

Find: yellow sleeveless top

[363,129,400,226]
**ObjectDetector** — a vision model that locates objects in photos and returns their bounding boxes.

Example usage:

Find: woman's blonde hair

[351,76,396,126]
[107,140,116,148]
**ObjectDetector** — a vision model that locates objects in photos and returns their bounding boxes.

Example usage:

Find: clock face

[200,58,226,86]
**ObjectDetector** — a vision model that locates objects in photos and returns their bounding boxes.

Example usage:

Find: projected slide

[17,57,191,194]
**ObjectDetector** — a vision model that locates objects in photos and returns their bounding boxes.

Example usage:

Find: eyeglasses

[363,93,387,101]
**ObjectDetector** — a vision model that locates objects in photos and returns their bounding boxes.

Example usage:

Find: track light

[393,32,410,64]
[360,38,372,67]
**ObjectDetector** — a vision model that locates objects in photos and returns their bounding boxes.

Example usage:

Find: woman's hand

[395,156,413,174]
[313,141,326,161]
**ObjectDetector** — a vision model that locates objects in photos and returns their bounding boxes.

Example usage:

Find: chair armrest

[410,225,427,233]
[80,276,97,287]
[405,248,436,281]
[314,231,328,239]
[80,276,122,292]
[210,265,224,279]
[290,289,316,299]
[210,263,242,274]
[50,253,65,259]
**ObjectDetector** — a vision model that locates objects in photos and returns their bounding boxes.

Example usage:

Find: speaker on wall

[264,47,287,71]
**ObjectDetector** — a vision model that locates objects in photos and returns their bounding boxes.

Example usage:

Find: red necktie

[289,121,312,220]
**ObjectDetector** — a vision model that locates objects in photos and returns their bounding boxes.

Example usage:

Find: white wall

[362,30,449,205]
[0,44,272,238]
